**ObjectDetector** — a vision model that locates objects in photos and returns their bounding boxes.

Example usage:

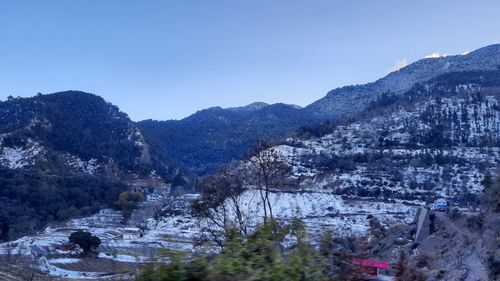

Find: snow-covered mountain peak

[307,44,500,118]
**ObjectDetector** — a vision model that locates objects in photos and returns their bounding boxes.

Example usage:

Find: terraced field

[0,256,70,281]
[52,257,138,274]
[0,256,137,281]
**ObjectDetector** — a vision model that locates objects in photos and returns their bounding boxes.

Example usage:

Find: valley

[0,44,499,280]
[0,186,418,279]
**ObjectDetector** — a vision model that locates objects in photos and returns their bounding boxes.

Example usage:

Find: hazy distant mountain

[139,103,319,174]
[307,44,500,118]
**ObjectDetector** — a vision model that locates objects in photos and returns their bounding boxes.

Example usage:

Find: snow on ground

[146,189,419,252]
[48,258,80,264]
[97,253,148,263]
[0,140,41,169]
[65,154,99,175]
[0,209,124,256]
[0,190,418,278]
[227,189,417,236]
[39,256,127,279]
[269,94,500,200]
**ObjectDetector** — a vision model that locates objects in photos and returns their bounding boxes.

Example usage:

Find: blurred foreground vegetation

[137,219,364,281]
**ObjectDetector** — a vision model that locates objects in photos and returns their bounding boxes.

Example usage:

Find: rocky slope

[262,70,500,202]
[307,44,500,118]
[139,44,500,176]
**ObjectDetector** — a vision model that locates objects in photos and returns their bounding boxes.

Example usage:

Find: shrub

[481,174,500,212]
[117,192,145,220]
[447,207,462,220]
[137,220,345,281]
[466,215,484,230]
[69,231,101,253]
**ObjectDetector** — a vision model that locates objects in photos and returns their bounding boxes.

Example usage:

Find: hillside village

[0,45,499,281]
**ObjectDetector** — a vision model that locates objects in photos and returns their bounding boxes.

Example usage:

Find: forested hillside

[0,91,170,173]
[139,103,320,174]
[0,91,171,241]
[136,69,500,281]
[275,70,500,202]
[139,44,500,177]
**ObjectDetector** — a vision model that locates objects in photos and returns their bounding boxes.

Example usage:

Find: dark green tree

[481,174,500,212]
[69,231,101,253]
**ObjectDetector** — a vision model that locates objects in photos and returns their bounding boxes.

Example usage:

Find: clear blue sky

[1,0,499,121]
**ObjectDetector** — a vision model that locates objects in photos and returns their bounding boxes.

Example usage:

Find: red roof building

[352,258,390,276]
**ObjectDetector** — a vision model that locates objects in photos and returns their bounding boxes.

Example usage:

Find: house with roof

[122,227,142,240]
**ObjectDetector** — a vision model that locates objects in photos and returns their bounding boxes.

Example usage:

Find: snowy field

[188,189,419,242]
[0,190,418,279]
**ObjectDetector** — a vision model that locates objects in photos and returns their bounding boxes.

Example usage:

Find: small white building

[180,193,201,201]
[122,227,141,240]
[147,192,163,202]
[433,198,448,211]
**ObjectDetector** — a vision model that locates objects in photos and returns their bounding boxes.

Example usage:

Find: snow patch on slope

[0,140,41,169]
[65,154,99,175]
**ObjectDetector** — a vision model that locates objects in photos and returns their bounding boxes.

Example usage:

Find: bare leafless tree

[192,165,248,247]
[248,140,291,223]
[192,141,290,247]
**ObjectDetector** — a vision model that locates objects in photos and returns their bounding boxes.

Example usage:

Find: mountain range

[307,44,500,117]
[0,92,170,241]
[273,70,499,202]
[140,44,500,174]
[139,102,320,174]
[1,43,500,241]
